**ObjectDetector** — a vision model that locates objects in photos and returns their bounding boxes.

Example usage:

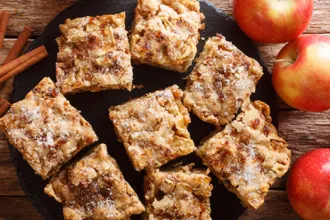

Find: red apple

[233,0,313,43]
[272,35,330,112]
[287,149,330,220]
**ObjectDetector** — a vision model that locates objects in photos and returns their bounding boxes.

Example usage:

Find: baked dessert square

[56,12,133,94]
[130,0,205,73]
[45,144,145,219]
[109,85,195,171]
[183,34,264,125]
[0,77,98,179]
[144,165,212,220]
[197,101,291,209]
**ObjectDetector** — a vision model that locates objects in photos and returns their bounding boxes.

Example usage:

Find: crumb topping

[131,0,205,72]
[109,85,195,171]
[56,12,133,94]
[0,77,98,179]
[44,144,145,219]
[145,165,212,220]
[197,101,291,209]
[183,34,264,125]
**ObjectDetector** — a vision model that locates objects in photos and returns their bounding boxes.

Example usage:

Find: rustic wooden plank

[0,39,18,195]
[0,40,27,196]
[0,157,24,196]
[0,39,33,100]
[0,0,329,37]
[239,190,299,220]
[279,110,330,147]
[0,39,32,64]
[0,196,42,220]
[0,132,25,196]
[0,161,24,196]
[0,0,328,218]
[0,39,16,64]
[1,0,76,37]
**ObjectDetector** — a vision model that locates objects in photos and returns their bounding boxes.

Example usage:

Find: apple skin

[233,0,313,43]
[287,149,330,220]
[272,35,330,112]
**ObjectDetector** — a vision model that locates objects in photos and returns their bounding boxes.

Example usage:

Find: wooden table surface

[0,0,329,219]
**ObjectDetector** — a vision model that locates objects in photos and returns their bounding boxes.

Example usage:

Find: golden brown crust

[0,77,98,179]
[183,34,264,125]
[130,0,205,72]
[197,101,291,209]
[56,12,133,94]
[109,85,195,171]
[144,165,212,219]
[44,144,145,220]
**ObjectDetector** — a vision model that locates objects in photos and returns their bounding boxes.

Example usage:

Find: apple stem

[274,59,294,64]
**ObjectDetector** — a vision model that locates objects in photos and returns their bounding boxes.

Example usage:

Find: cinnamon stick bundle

[0,11,11,49]
[3,26,34,64]
[0,45,48,84]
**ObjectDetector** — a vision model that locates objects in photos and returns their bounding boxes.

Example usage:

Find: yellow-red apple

[233,0,313,43]
[287,149,330,220]
[272,35,330,112]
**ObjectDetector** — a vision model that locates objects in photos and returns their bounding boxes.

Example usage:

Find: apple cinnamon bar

[197,101,291,209]
[0,77,98,179]
[183,34,264,125]
[109,85,195,171]
[144,165,212,219]
[130,0,205,73]
[45,144,145,219]
[56,12,133,94]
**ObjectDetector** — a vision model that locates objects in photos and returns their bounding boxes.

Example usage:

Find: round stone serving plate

[9,0,277,219]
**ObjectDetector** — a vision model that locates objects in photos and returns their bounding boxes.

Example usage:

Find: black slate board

[9,0,277,219]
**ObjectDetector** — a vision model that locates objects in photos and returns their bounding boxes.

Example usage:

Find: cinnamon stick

[0,12,4,25]
[0,46,48,84]
[0,11,11,49]
[0,45,47,78]
[3,26,34,65]
[0,97,11,116]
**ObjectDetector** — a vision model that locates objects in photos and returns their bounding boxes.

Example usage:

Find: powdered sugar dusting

[242,163,259,188]
[8,129,25,140]
[235,73,250,91]
[99,197,116,218]
[44,130,55,146]
[240,144,259,189]
[48,117,70,141]
[21,105,41,121]
[37,128,55,147]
